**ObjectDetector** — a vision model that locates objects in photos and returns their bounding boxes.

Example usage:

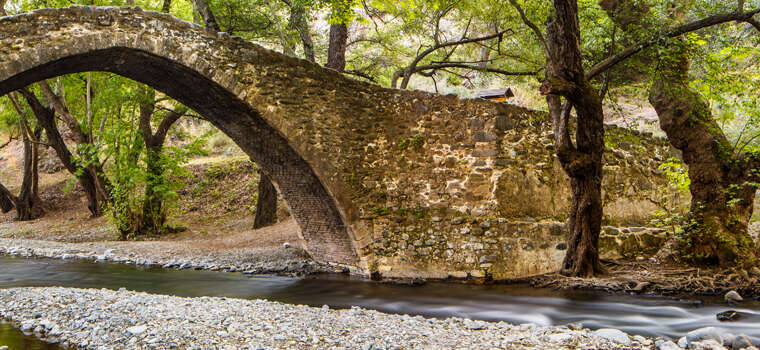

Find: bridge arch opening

[0,46,358,266]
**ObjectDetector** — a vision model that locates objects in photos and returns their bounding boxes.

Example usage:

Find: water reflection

[0,323,62,350]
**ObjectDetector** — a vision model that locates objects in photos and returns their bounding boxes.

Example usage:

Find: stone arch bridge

[0,6,677,279]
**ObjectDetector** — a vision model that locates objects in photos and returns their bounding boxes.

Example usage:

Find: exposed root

[527,261,760,298]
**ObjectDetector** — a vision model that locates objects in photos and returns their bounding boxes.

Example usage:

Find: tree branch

[587,8,760,79]
[394,28,514,88]
[507,0,547,55]
[411,63,535,78]
[38,80,90,145]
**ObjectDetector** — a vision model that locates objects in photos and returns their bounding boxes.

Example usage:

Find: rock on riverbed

[0,287,654,349]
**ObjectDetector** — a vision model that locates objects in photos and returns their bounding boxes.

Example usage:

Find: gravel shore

[0,238,340,276]
[0,287,657,350]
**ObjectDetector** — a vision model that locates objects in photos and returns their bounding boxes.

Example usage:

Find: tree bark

[649,40,757,266]
[193,0,221,32]
[19,88,104,217]
[253,171,278,229]
[326,21,348,72]
[0,185,12,213]
[543,0,606,277]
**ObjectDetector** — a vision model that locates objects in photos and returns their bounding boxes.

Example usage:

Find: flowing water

[2,255,760,348]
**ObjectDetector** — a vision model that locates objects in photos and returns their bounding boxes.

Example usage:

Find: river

[1,255,759,348]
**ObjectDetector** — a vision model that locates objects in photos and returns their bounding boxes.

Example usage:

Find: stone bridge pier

[0,6,678,279]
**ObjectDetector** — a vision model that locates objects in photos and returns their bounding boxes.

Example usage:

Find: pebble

[734,334,754,349]
[546,332,574,343]
[593,328,631,345]
[725,290,743,303]
[0,287,655,349]
[127,325,148,335]
[685,327,723,346]
[657,340,680,350]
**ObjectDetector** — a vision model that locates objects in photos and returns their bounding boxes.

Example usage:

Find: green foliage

[650,158,690,231]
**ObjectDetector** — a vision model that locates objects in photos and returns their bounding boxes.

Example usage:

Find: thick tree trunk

[649,40,757,267]
[543,0,606,277]
[253,172,278,229]
[193,0,221,32]
[326,21,348,72]
[19,88,104,217]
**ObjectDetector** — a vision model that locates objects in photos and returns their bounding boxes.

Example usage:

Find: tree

[281,0,316,62]
[137,89,185,235]
[540,0,607,277]
[0,93,45,221]
[590,0,760,267]
[325,0,354,71]
[36,80,112,215]
[602,0,760,267]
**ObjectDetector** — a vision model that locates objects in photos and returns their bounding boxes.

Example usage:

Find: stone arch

[0,6,358,266]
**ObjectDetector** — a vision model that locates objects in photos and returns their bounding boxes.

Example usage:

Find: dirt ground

[1,154,297,252]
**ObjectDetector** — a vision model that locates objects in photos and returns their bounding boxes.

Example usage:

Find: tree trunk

[0,186,12,212]
[0,183,16,213]
[0,121,44,221]
[326,19,348,72]
[543,0,606,277]
[13,126,44,220]
[287,3,315,63]
[193,0,221,32]
[19,88,104,217]
[253,172,278,229]
[649,40,757,267]
[0,0,6,16]
[161,0,172,14]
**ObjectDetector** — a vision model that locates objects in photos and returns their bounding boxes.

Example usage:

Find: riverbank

[0,220,341,276]
[0,286,660,349]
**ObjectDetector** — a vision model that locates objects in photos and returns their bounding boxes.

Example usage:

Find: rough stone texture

[599,227,669,260]
[0,7,680,279]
